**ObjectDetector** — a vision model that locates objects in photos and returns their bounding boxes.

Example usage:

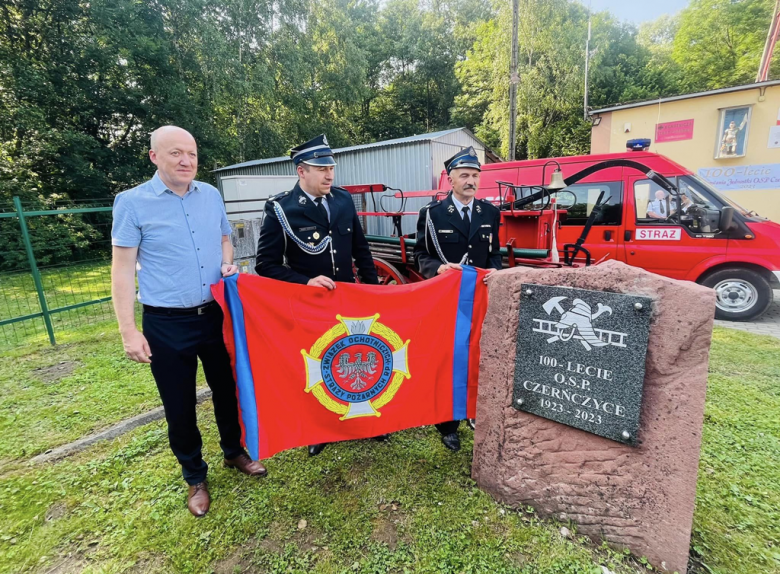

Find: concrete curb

[30,389,213,464]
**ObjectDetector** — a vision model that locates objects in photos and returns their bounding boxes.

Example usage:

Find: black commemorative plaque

[512,284,652,445]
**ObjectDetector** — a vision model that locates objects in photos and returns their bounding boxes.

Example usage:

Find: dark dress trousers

[143,304,244,484]
[255,183,378,284]
[414,193,502,435]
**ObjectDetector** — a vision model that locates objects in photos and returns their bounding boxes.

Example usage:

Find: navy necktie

[315,197,329,222]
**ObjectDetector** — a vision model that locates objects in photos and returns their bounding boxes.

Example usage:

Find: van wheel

[701,268,773,321]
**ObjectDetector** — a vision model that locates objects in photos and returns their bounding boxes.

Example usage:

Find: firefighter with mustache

[413,146,502,452]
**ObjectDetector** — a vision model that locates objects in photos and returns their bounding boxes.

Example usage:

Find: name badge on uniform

[438,229,455,234]
[481,224,491,228]
[298,226,316,232]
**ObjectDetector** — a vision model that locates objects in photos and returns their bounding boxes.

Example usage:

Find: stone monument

[473,260,716,573]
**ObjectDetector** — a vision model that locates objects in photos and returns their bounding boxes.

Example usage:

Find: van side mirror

[719,206,734,232]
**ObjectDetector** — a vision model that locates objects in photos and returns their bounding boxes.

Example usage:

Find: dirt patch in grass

[33,555,85,574]
[372,517,399,549]
[256,520,285,554]
[372,501,411,550]
[256,537,283,555]
[291,526,321,552]
[31,361,80,383]
[124,555,167,573]
[44,502,67,522]
[213,540,259,574]
[252,519,323,556]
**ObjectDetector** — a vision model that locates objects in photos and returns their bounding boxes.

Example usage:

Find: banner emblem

[302,314,411,420]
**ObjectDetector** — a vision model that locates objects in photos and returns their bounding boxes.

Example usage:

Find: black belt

[143,300,220,316]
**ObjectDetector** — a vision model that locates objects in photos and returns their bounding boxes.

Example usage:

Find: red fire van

[435,151,780,321]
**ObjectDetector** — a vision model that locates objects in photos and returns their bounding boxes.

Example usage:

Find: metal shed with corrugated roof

[213,127,498,236]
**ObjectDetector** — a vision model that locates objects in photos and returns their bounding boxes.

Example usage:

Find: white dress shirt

[451,195,474,221]
[303,189,331,220]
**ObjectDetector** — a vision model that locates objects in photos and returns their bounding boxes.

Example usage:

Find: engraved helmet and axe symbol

[541,297,613,351]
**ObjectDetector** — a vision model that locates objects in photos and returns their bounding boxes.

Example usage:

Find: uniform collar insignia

[476,204,482,214]
[298,194,307,205]
[447,204,455,214]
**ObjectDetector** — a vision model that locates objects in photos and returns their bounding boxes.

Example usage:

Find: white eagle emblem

[336,352,378,391]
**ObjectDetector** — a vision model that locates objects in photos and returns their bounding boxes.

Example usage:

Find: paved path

[714,289,780,339]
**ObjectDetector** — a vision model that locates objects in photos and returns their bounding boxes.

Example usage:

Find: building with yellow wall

[590,80,780,222]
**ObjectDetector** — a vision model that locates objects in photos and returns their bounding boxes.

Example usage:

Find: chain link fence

[0,197,116,348]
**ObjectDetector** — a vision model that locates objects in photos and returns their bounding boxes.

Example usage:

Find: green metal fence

[0,197,115,347]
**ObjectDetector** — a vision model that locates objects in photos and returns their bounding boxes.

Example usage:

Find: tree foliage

[453,0,777,159]
[672,0,777,91]
[454,0,659,158]
[0,0,776,205]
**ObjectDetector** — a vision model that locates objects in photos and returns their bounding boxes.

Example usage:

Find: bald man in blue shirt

[111,126,266,518]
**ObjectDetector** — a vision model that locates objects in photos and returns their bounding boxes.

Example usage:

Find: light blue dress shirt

[111,172,232,308]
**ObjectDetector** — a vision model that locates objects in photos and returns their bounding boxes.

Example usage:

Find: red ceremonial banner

[212,268,488,460]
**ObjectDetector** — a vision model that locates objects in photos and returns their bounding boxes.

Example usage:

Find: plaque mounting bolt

[516,398,524,406]
[524,288,533,296]
[621,430,631,440]
[634,303,643,310]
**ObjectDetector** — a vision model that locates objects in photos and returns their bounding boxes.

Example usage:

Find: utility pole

[508,0,519,161]
[584,17,592,121]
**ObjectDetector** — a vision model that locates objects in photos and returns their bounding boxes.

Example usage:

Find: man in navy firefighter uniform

[413,146,502,452]
[255,134,380,456]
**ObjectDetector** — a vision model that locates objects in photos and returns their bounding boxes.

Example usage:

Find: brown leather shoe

[224,453,267,477]
[187,482,210,517]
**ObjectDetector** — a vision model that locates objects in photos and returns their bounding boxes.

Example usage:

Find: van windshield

[679,175,752,217]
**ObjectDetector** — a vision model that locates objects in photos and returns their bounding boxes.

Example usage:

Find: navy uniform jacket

[414,193,502,279]
[255,183,379,284]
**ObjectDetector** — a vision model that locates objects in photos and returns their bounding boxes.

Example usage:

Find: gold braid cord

[303,317,411,417]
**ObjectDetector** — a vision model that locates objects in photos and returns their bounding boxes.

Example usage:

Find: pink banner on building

[655,119,694,143]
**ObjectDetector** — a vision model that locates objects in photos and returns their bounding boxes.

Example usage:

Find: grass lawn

[0,322,206,464]
[0,260,114,349]
[0,326,777,574]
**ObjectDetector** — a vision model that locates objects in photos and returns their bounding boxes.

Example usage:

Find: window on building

[715,106,751,159]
